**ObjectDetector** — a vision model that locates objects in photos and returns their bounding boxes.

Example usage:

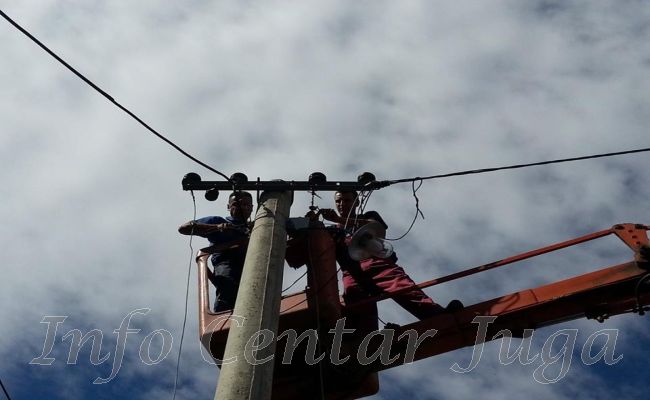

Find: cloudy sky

[2,0,650,399]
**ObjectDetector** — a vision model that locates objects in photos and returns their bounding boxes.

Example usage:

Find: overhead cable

[282,270,308,293]
[379,147,649,240]
[0,9,231,182]
[386,179,424,241]
[387,147,650,185]
[172,191,197,400]
[0,378,13,400]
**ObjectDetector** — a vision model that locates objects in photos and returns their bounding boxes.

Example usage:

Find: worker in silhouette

[179,191,254,312]
[317,190,461,323]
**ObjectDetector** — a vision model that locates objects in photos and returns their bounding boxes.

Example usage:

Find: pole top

[181,172,390,201]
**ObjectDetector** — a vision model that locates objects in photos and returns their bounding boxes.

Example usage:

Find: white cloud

[1,0,649,398]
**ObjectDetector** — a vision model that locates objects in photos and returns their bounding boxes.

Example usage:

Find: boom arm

[355,224,650,373]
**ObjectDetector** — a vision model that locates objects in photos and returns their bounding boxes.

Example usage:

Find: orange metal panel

[362,261,649,372]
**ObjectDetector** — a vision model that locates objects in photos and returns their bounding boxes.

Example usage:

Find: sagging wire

[5,2,647,188]
[172,191,197,400]
[282,271,309,294]
[0,9,231,182]
[386,179,424,241]
[0,377,13,400]
[280,267,342,314]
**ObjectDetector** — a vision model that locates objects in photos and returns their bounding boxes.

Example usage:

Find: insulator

[357,172,376,184]
[308,172,327,183]
[230,172,248,184]
[182,172,201,185]
[205,188,220,201]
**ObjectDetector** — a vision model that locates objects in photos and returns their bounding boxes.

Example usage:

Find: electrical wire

[171,191,197,400]
[385,147,650,185]
[0,9,231,182]
[282,270,309,293]
[280,267,342,314]
[386,179,424,241]
[380,147,650,239]
[279,190,373,312]
[343,189,367,231]
[4,9,648,185]
[327,188,420,326]
[278,190,362,310]
[357,189,374,216]
[280,191,368,310]
[0,378,13,400]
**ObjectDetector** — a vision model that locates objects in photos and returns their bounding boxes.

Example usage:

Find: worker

[178,191,254,312]
[318,190,462,321]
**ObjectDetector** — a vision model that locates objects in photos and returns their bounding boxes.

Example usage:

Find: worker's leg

[342,271,379,335]
[213,275,239,312]
[369,263,444,320]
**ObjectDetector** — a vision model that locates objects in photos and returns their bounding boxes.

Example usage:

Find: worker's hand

[640,244,650,260]
[223,222,252,234]
[319,208,339,223]
[208,223,232,233]
[305,210,319,221]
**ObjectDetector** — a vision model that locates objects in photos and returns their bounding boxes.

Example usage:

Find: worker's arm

[178,221,234,236]
[319,209,379,227]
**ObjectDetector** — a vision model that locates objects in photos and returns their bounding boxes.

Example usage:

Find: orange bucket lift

[196,223,650,400]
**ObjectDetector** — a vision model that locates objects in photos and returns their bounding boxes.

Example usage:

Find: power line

[0,378,13,400]
[380,146,649,240]
[282,270,308,293]
[386,179,424,241]
[0,8,231,182]
[172,191,197,400]
[387,147,650,185]
[6,9,643,189]
[180,146,650,195]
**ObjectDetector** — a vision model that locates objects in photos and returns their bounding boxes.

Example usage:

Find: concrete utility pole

[214,190,292,400]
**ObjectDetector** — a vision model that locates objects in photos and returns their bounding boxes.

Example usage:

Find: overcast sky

[2,1,650,399]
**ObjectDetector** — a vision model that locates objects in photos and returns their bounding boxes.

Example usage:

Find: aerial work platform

[196,223,649,400]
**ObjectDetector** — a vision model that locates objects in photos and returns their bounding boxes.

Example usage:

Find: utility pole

[214,190,292,400]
